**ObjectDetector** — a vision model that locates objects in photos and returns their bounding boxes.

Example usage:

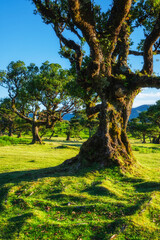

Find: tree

[128,112,159,143]
[65,113,84,141]
[147,100,160,143]
[65,111,98,140]
[0,61,77,144]
[31,0,160,166]
[0,98,16,136]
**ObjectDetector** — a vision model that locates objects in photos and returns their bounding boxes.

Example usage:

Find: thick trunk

[155,134,160,144]
[152,136,157,143]
[8,122,13,137]
[142,133,146,143]
[65,92,137,168]
[17,131,22,138]
[66,132,71,141]
[31,124,42,144]
[0,127,6,136]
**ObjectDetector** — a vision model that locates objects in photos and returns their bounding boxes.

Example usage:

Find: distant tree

[128,118,142,140]
[0,61,77,143]
[147,100,160,143]
[0,98,31,137]
[64,110,99,141]
[128,111,159,143]
[14,118,31,138]
[0,98,16,136]
[65,114,84,141]
[31,0,160,167]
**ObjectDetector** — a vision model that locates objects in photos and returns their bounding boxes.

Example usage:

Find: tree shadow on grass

[0,160,103,187]
[0,161,159,239]
[47,193,88,204]
[0,159,159,193]
[55,143,81,148]
[0,213,33,240]
[120,173,160,193]
[44,138,83,144]
[89,219,126,240]
[134,181,160,192]
[0,187,9,212]
[82,185,117,198]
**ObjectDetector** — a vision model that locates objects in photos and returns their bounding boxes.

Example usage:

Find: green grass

[0,136,30,146]
[0,137,160,239]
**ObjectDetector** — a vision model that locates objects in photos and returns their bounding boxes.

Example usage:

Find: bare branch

[86,104,102,118]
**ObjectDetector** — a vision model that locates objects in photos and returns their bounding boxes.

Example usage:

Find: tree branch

[53,24,83,71]
[68,0,103,77]
[12,105,32,124]
[130,73,160,89]
[142,14,160,74]
[129,50,160,56]
[104,0,132,75]
[86,104,102,118]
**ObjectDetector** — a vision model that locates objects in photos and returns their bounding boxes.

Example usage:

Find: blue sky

[0,0,160,107]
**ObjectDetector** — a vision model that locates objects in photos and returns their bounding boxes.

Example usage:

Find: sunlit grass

[0,137,160,239]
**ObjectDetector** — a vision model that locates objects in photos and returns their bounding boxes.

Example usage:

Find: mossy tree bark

[69,90,138,167]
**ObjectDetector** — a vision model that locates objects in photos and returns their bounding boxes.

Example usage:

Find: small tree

[128,111,160,143]
[65,114,84,140]
[147,100,160,143]
[0,98,16,136]
[0,61,77,143]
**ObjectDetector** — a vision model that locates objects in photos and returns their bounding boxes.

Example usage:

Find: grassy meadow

[0,136,160,240]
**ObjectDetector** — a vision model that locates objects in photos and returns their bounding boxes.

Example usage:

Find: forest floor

[0,136,160,239]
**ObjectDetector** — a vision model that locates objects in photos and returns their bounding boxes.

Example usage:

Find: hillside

[130,104,151,119]
[63,105,151,121]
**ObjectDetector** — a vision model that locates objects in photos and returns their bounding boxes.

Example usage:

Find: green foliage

[1,60,80,143]
[0,61,27,99]
[128,109,160,143]
[147,100,160,126]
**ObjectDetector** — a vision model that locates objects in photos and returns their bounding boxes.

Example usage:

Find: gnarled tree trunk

[66,132,71,141]
[17,131,22,138]
[31,124,42,144]
[66,91,137,168]
[155,134,160,144]
[8,122,13,137]
[142,133,146,143]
